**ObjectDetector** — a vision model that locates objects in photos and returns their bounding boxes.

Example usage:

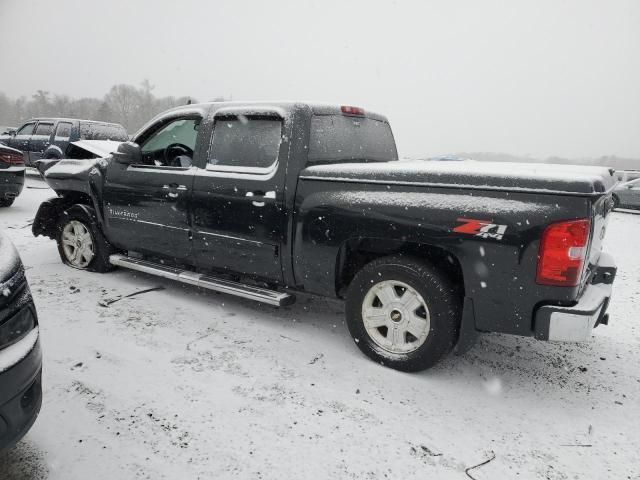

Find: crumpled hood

[69,140,122,158]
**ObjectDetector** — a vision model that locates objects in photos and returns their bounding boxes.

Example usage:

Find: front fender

[32,197,67,239]
[32,199,102,240]
[42,158,108,226]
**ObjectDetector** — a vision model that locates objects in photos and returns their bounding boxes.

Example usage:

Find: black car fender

[32,197,102,240]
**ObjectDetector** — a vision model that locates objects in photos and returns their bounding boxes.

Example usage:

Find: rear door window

[55,122,73,139]
[34,122,54,136]
[308,115,397,164]
[208,117,282,171]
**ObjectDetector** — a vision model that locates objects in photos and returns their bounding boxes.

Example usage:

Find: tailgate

[583,194,614,288]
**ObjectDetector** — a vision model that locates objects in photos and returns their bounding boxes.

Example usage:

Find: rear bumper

[0,331,42,452]
[534,253,616,342]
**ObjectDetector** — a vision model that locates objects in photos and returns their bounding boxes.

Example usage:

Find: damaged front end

[33,157,109,239]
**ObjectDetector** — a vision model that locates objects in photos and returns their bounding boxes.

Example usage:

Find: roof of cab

[155,101,389,122]
[24,117,125,127]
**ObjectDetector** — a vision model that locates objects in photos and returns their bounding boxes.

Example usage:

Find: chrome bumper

[534,253,616,342]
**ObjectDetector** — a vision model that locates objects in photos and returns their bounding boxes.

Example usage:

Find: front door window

[140,118,199,167]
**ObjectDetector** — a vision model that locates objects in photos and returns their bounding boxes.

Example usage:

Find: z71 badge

[453,218,507,241]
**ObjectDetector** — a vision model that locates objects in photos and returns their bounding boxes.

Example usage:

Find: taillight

[536,219,591,287]
[0,151,24,166]
[341,105,365,116]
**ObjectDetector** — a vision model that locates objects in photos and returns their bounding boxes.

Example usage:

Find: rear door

[28,121,55,163]
[52,121,73,156]
[103,115,201,261]
[190,108,289,282]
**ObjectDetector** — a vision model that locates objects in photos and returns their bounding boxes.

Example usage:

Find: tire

[345,255,461,372]
[55,205,115,273]
[0,198,15,207]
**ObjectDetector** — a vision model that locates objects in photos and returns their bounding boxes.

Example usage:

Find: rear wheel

[0,198,15,207]
[345,255,461,372]
[56,206,115,272]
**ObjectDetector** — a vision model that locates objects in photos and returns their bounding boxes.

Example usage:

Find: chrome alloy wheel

[361,280,431,354]
[61,220,95,268]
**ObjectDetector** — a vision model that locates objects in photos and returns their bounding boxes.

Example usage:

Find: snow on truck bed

[302,160,618,195]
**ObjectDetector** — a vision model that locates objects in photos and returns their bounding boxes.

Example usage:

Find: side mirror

[112,141,141,165]
[4,128,16,136]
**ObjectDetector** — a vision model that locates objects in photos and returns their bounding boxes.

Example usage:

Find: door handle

[162,184,187,190]
[245,190,275,207]
[162,184,187,200]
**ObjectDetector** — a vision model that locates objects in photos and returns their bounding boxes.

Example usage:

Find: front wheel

[56,206,115,272]
[345,255,461,372]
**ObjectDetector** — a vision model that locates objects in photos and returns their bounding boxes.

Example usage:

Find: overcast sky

[0,0,638,159]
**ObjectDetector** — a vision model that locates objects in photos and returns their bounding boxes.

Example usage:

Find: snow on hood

[70,140,123,158]
[0,231,21,281]
[0,327,39,373]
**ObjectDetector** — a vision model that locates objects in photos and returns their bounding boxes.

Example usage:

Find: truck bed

[301,160,618,196]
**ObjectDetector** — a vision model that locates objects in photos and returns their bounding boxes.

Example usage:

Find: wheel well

[59,191,93,207]
[335,238,465,298]
[33,192,95,239]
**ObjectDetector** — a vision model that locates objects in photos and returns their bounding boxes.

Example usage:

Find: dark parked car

[1,118,127,167]
[0,233,42,452]
[612,177,640,210]
[0,145,25,208]
[32,101,617,372]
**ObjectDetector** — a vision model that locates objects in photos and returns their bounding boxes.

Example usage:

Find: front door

[28,121,54,163]
[191,110,288,282]
[8,122,35,164]
[103,116,201,262]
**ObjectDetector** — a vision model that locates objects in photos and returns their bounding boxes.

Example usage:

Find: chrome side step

[109,254,295,307]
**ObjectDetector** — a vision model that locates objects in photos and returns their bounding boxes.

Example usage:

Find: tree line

[0,80,223,134]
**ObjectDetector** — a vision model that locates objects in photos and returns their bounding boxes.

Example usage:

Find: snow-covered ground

[0,177,638,480]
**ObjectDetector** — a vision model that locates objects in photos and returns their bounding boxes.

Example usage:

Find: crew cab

[1,117,127,167]
[31,102,617,371]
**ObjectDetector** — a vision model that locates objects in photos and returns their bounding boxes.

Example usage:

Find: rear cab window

[208,116,282,172]
[308,114,398,165]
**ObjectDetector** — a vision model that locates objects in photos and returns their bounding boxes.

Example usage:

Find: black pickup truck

[32,102,617,371]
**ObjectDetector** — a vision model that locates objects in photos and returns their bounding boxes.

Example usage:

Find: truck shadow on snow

[0,439,49,480]
[434,330,609,394]
[108,268,608,395]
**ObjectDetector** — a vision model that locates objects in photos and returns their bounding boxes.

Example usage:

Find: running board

[109,254,295,307]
